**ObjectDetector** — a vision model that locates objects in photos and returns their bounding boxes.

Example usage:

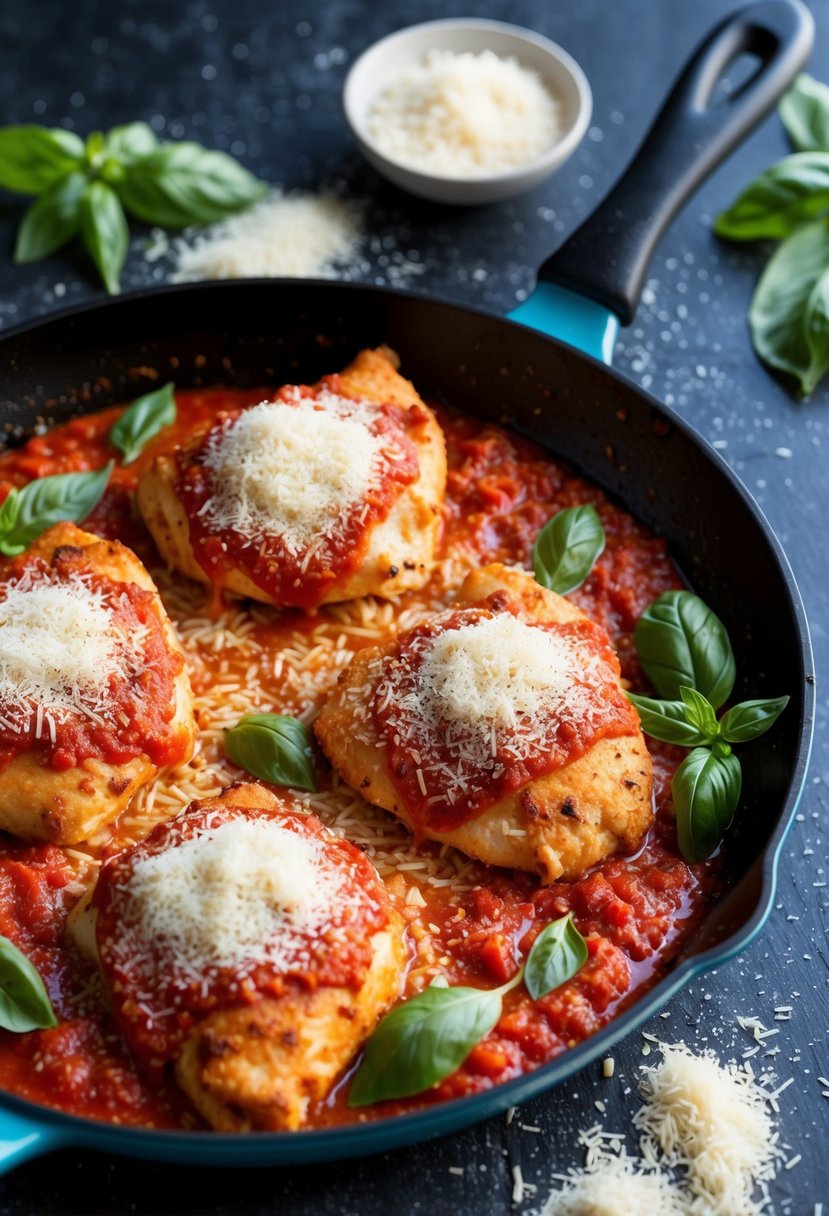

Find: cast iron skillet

[0,0,817,1173]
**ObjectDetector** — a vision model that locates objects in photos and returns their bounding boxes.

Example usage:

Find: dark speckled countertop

[0,0,827,1212]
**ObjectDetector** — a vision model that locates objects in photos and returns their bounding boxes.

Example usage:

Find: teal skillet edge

[0,278,815,1171]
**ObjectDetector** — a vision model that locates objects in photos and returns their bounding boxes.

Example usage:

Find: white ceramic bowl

[342,18,592,206]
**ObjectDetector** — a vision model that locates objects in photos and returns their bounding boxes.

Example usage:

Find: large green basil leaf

[672,747,742,863]
[719,696,790,744]
[780,74,829,154]
[80,180,129,295]
[626,692,712,747]
[349,982,503,1105]
[523,913,588,1001]
[117,142,266,229]
[109,382,176,464]
[714,153,829,241]
[635,591,735,709]
[0,125,85,194]
[225,714,316,791]
[0,463,113,556]
[0,935,58,1033]
[533,504,606,597]
[14,171,87,264]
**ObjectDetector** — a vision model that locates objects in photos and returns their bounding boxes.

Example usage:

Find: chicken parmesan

[138,347,446,608]
[0,522,196,845]
[70,783,405,1130]
[315,564,652,882]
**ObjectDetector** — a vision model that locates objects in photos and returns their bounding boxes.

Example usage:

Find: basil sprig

[714,73,829,394]
[349,913,587,1105]
[0,935,57,1033]
[533,504,606,596]
[225,713,316,792]
[628,590,788,863]
[0,463,113,556]
[110,382,176,464]
[0,120,266,295]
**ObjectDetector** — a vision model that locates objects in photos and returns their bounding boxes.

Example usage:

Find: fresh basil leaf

[80,181,129,295]
[225,714,316,791]
[110,382,176,464]
[116,142,266,229]
[349,982,502,1105]
[0,935,57,1032]
[13,170,87,264]
[672,747,742,863]
[103,122,158,165]
[714,153,829,241]
[780,74,829,153]
[678,685,720,738]
[635,591,735,710]
[0,125,84,194]
[524,913,588,1001]
[718,695,790,744]
[749,218,829,396]
[0,490,20,535]
[533,504,606,597]
[626,692,712,747]
[0,463,113,556]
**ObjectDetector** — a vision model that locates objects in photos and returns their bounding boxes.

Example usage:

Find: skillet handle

[0,1107,71,1174]
[538,0,814,324]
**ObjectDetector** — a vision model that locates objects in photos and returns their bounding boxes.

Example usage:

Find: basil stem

[533,504,606,597]
[225,713,316,792]
[672,747,742,864]
[0,462,113,556]
[0,935,57,1033]
[109,382,176,464]
[635,591,735,710]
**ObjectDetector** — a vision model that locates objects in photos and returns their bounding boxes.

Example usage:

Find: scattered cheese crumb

[603,1057,616,1078]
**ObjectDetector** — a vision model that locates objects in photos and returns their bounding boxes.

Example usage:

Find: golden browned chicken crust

[0,522,196,845]
[315,564,653,883]
[137,347,447,606]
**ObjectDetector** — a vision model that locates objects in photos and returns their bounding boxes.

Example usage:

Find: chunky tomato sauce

[175,376,422,609]
[375,596,639,831]
[0,385,726,1131]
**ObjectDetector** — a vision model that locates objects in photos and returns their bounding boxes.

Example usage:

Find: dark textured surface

[0,0,827,1211]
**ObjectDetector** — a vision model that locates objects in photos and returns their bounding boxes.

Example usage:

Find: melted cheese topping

[0,568,143,739]
[200,391,386,554]
[118,817,347,981]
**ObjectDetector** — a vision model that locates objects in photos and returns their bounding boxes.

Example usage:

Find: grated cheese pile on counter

[542,1041,787,1216]
[171,190,362,281]
[118,817,345,982]
[367,48,563,178]
[0,569,142,739]
[201,391,385,554]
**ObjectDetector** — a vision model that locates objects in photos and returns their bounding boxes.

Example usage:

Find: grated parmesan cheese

[543,1149,685,1216]
[116,817,346,982]
[0,568,144,738]
[367,49,563,178]
[171,190,361,281]
[200,391,386,554]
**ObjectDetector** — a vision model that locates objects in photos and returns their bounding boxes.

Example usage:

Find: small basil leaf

[635,591,735,710]
[678,685,720,738]
[103,122,159,166]
[749,218,829,396]
[0,125,85,194]
[626,693,712,747]
[780,74,829,154]
[13,171,87,264]
[672,747,742,864]
[0,463,113,555]
[0,490,20,536]
[117,142,266,229]
[714,152,829,242]
[533,504,606,596]
[0,935,58,1032]
[225,714,316,791]
[110,382,176,464]
[718,696,790,744]
[349,982,502,1105]
[524,913,588,1001]
[80,180,129,295]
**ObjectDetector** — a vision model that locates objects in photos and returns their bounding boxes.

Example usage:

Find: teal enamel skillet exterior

[0,0,816,1173]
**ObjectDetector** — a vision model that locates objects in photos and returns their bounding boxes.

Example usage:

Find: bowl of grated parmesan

[343,19,592,205]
